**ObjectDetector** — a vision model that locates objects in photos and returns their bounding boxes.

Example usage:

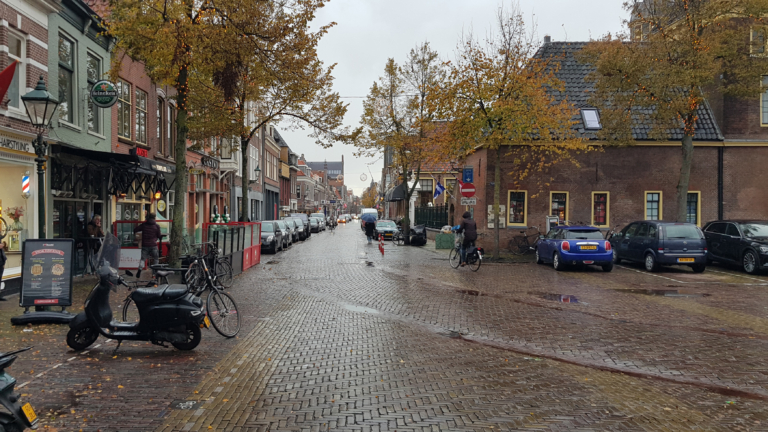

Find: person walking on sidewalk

[458,211,477,267]
[134,213,162,278]
[365,219,376,244]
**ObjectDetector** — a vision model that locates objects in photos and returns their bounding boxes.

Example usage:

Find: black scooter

[0,347,38,431]
[66,233,209,352]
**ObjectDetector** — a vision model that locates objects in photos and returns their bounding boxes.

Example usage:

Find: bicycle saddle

[155,270,173,277]
[131,285,188,303]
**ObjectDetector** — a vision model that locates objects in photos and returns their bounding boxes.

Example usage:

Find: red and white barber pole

[379,234,384,255]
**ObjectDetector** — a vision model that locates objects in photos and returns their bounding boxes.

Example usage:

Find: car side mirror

[539,235,545,239]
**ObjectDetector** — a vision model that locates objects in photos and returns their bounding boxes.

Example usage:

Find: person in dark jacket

[134,213,162,277]
[0,241,7,294]
[364,220,376,244]
[458,211,478,266]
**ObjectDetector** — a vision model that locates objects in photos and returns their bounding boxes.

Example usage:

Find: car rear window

[663,225,703,239]
[564,230,604,239]
[262,223,274,232]
[740,223,768,238]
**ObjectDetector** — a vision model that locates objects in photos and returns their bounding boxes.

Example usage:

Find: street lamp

[21,76,59,239]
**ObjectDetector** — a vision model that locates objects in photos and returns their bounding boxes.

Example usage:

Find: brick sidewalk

[2,224,768,430]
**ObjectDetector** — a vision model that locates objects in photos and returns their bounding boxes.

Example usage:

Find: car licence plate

[22,403,36,423]
[678,258,695,263]
[203,315,211,329]
[580,246,597,250]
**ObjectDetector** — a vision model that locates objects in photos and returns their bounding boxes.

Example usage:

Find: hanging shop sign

[157,200,167,212]
[189,168,205,175]
[90,80,119,108]
[20,239,74,307]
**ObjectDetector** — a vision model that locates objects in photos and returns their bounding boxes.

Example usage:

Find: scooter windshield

[96,232,121,279]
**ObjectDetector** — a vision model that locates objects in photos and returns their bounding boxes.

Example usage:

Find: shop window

[58,34,75,124]
[135,88,148,144]
[686,192,700,226]
[157,97,165,154]
[645,191,662,220]
[592,192,609,227]
[550,192,569,224]
[118,79,131,139]
[6,31,24,110]
[86,53,101,133]
[508,191,527,226]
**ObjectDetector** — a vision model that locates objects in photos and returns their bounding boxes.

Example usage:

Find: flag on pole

[433,181,445,199]
[0,61,18,105]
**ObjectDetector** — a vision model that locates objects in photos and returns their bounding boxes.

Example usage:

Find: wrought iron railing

[415,204,448,229]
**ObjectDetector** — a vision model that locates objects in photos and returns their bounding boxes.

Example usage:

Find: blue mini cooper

[535,226,613,272]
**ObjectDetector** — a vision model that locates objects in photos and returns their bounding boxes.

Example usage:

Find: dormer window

[581,108,602,130]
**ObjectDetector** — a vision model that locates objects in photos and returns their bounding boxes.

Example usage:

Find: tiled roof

[536,41,723,141]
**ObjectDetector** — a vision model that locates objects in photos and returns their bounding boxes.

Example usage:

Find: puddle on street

[619,288,710,298]
[540,293,579,303]
[342,304,379,314]
[457,289,485,296]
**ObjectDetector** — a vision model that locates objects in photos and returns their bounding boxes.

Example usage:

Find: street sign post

[462,167,474,183]
[460,182,476,198]
[460,197,476,206]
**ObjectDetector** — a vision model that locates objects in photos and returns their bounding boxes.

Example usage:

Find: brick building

[463,40,768,252]
[0,0,58,291]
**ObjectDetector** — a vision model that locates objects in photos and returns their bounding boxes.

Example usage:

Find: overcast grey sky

[278,0,628,195]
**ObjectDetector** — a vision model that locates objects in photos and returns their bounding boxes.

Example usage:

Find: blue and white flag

[433,181,445,199]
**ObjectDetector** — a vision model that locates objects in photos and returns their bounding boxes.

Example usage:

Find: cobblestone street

[4,224,768,431]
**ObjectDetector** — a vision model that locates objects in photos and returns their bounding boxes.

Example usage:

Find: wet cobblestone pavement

[4,224,768,430]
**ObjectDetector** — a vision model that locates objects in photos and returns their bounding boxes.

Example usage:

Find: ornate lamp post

[21,76,59,239]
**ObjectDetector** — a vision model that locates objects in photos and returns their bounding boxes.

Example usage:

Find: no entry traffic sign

[460,182,476,198]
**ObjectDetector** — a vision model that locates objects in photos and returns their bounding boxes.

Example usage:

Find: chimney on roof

[544,35,551,44]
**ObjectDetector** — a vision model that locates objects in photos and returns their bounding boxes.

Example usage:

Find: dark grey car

[609,221,707,273]
[260,221,284,254]
[283,217,303,242]
[308,217,320,233]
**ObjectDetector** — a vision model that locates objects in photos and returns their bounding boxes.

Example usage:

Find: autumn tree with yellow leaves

[433,5,588,259]
[104,0,355,264]
[357,42,444,242]
[581,0,768,222]
[361,183,378,209]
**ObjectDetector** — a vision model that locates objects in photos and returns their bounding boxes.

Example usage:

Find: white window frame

[5,29,25,112]
[58,33,76,125]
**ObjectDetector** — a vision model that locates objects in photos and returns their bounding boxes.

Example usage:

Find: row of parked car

[535,219,768,275]
[260,213,334,254]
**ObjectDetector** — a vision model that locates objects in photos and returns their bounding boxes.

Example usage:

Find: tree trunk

[168,65,189,267]
[493,146,501,260]
[676,134,694,223]
[240,135,249,223]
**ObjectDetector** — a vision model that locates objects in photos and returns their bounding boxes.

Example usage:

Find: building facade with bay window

[0,0,58,292]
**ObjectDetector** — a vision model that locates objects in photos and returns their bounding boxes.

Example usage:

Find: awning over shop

[385,182,407,202]
[51,143,177,195]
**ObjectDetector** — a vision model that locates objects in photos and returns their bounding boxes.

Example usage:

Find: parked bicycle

[510,226,543,255]
[183,247,240,338]
[186,242,233,289]
[391,229,405,246]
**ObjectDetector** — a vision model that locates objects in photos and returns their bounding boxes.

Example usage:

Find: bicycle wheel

[121,297,140,323]
[215,259,233,288]
[0,217,7,240]
[185,261,206,295]
[449,247,461,268]
[468,255,482,272]
[509,236,526,255]
[207,290,240,338]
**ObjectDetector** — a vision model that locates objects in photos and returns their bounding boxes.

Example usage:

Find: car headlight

[267,236,274,242]
[760,246,768,254]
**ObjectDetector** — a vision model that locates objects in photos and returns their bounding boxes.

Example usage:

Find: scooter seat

[131,285,189,303]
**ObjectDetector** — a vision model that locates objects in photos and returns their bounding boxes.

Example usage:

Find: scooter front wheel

[172,324,202,351]
[67,325,98,351]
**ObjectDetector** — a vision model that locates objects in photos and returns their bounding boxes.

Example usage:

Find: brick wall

[111,53,159,156]
[466,145,734,251]
[721,96,768,141]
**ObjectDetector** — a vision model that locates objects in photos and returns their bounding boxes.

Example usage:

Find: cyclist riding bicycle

[457,211,477,267]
